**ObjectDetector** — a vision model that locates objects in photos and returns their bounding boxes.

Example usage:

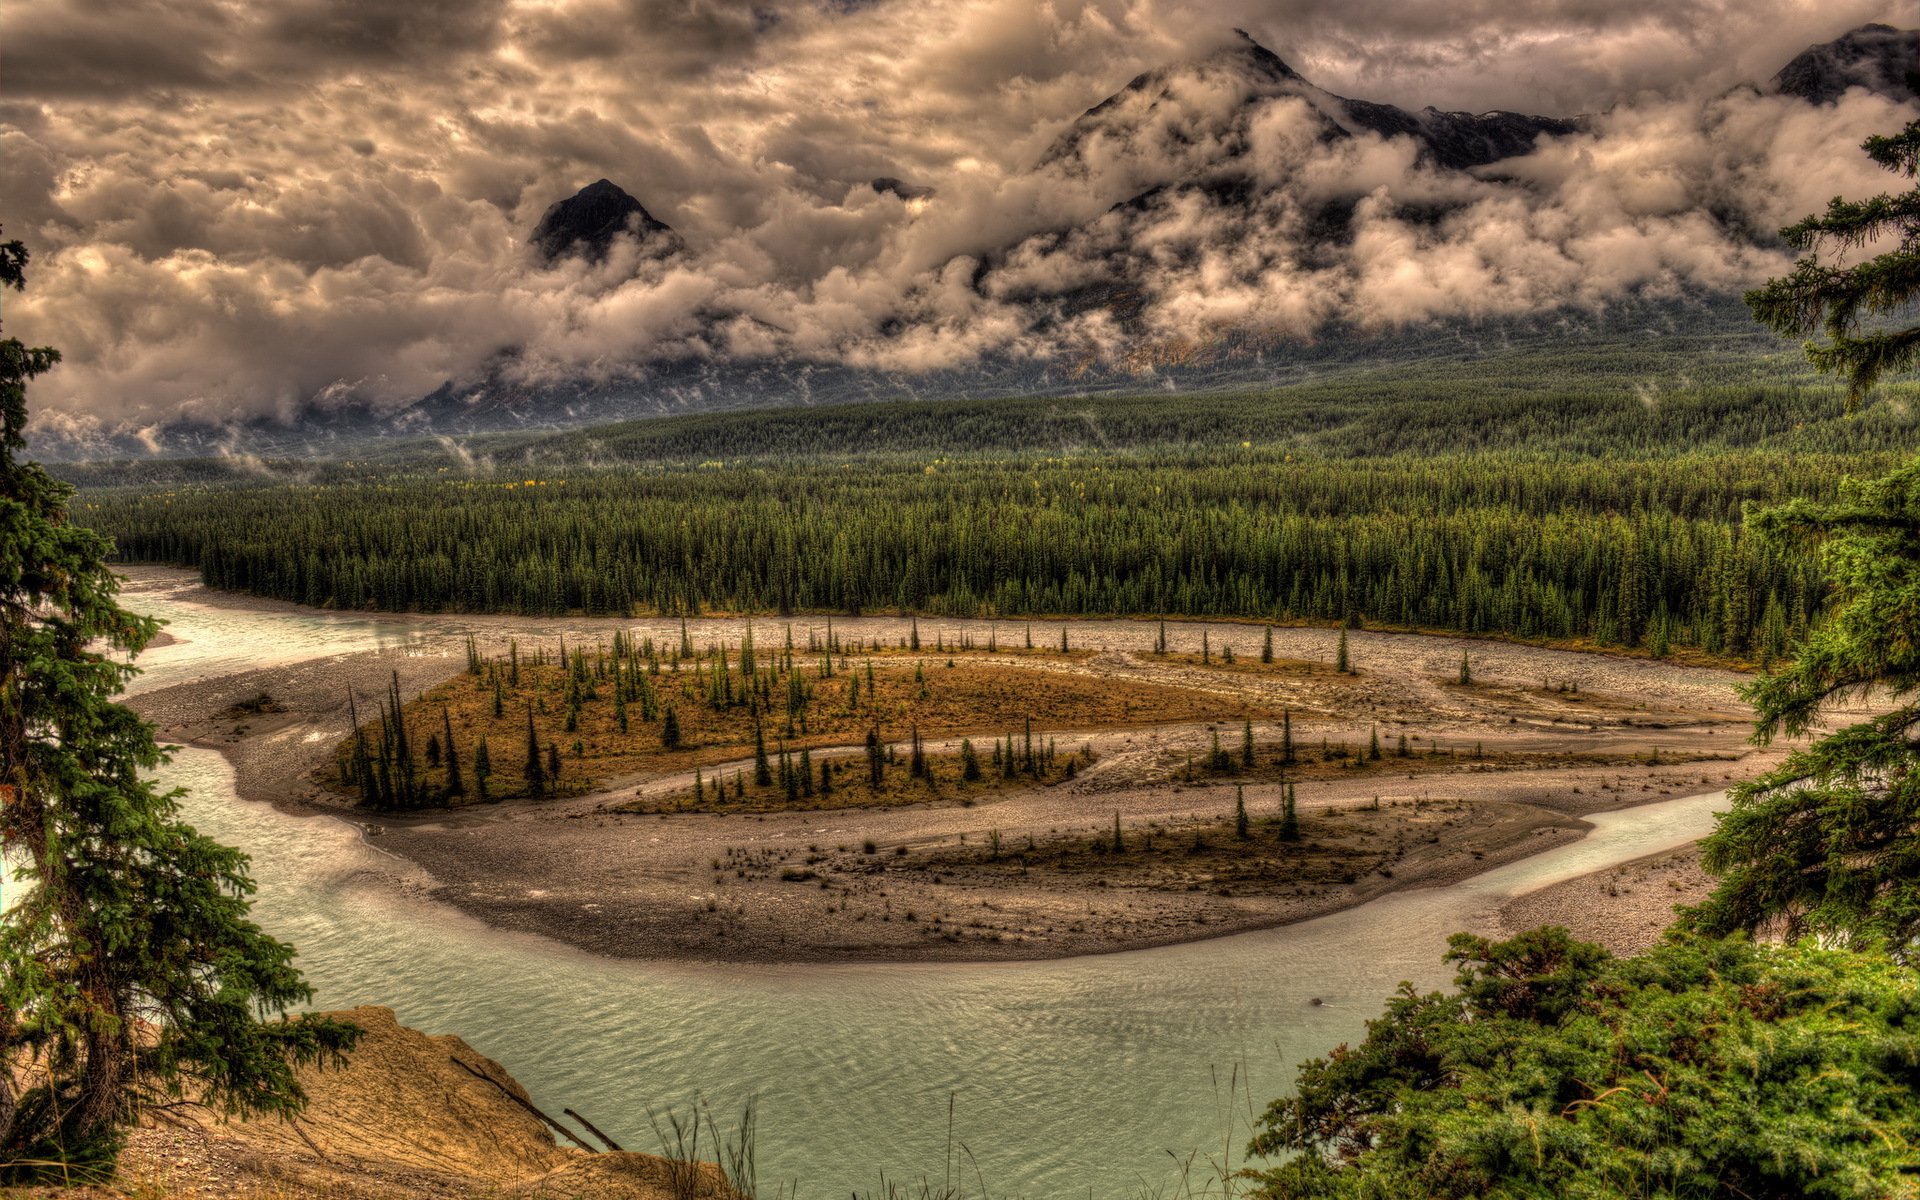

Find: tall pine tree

[0,239,357,1176]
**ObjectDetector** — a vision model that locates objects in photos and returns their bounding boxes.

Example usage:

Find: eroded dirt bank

[17,1007,733,1200]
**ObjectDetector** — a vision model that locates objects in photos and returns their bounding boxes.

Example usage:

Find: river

[120,575,1726,1199]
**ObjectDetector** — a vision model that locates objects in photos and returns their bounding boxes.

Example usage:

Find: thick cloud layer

[3,0,1917,442]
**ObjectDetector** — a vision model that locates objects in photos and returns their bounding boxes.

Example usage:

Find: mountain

[529,179,675,262]
[35,27,1918,460]
[1771,23,1920,104]
[1047,31,1577,177]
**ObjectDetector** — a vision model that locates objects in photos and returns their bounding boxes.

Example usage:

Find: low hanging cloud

[2,0,1917,445]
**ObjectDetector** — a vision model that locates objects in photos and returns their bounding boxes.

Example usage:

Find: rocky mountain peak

[530,178,674,263]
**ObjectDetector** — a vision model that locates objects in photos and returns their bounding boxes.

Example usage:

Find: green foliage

[1247,929,1920,1200]
[69,389,1910,659]
[0,240,357,1177]
[1691,454,1920,952]
[1748,121,1920,411]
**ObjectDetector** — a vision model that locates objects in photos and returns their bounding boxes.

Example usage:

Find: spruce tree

[440,707,463,799]
[1691,453,1920,952]
[752,719,773,787]
[1261,626,1274,664]
[1746,120,1920,412]
[1241,718,1255,769]
[473,737,492,802]
[1279,783,1300,842]
[1235,785,1251,840]
[0,239,357,1173]
[1336,627,1350,673]
[523,707,545,797]
[661,705,682,750]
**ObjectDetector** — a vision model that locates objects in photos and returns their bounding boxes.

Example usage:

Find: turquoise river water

[117,579,1727,1198]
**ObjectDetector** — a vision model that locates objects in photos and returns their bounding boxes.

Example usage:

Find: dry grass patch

[325,650,1277,807]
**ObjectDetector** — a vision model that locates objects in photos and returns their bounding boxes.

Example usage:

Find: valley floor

[121,571,1778,965]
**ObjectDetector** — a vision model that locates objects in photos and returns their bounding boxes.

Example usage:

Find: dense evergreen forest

[76,386,1916,659]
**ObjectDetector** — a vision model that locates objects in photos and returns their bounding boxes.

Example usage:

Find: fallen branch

[449,1056,596,1152]
[564,1107,625,1152]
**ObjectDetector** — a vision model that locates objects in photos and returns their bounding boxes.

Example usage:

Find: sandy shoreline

[122,568,1771,965]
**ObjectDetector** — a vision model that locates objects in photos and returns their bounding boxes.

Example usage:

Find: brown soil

[121,569,1782,966]
[11,1007,732,1200]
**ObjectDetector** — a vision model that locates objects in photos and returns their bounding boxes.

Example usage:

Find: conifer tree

[1241,718,1256,769]
[1261,626,1274,664]
[1279,782,1300,842]
[0,239,357,1172]
[473,737,491,802]
[1336,627,1350,673]
[752,719,772,787]
[960,738,981,781]
[440,707,463,799]
[523,707,545,797]
[1691,452,1920,952]
[1747,119,1920,412]
[1235,785,1250,840]
[661,705,682,750]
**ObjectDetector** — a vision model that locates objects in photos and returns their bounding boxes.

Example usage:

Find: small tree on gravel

[0,238,358,1179]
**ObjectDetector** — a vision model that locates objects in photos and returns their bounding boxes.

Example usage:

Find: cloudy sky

[3,0,1916,443]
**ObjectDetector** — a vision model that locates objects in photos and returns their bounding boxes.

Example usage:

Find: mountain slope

[1771,23,1920,104]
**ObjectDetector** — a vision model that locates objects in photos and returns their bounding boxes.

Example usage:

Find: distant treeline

[84,427,1893,658]
[50,381,1919,490]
